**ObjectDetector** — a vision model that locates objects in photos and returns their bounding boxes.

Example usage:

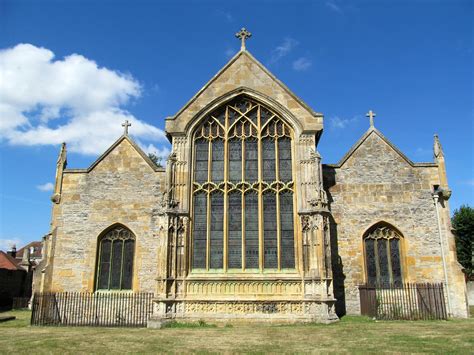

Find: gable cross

[366,110,376,128]
[122,120,131,135]
[235,28,252,51]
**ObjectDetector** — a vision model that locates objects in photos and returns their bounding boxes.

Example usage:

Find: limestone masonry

[38,38,469,322]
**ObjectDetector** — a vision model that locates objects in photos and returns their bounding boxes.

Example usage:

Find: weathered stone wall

[48,138,167,293]
[323,129,466,316]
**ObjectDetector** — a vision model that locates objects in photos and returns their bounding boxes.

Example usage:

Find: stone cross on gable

[366,110,376,127]
[122,120,131,135]
[235,27,252,51]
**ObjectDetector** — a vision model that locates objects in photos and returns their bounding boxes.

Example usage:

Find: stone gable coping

[165,50,323,136]
[324,127,437,169]
[63,135,166,174]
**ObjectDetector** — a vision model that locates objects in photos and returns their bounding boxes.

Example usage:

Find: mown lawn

[0,309,473,354]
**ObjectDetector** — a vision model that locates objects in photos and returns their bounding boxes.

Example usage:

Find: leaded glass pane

[110,240,123,289]
[390,239,402,286]
[195,139,208,183]
[377,239,389,286]
[228,193,242,268]
[278,138,292,182]
[262,138,276,181]
[210,193,224,268]
[229,139,242,182]
[211,139,224,182]
[122,239,134,289]
[280,192,295,268]
[244,139,258,182]
[245,193,259,269]
[98,239,111,289]
[365,239,376,286]
[263,193,277,268]
[193,193,207,268]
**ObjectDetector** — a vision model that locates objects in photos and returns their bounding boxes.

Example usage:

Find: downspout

[432,191,452,316]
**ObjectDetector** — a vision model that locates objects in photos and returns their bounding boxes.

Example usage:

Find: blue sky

[0,0,473,250]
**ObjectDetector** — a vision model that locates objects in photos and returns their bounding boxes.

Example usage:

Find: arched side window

[191,96,295,271]
[364,223,403,286]
[96,226,135,290]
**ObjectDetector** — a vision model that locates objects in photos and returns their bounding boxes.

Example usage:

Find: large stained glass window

[96,225,135,290]
[191,96,295,271]
[364,224,403,286]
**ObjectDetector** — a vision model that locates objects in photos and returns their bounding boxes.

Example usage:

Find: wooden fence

[31,292,154,327]
[359,283,447,320]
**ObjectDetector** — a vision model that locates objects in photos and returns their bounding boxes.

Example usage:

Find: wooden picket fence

[31,292,154,327]
[359,283,447,320]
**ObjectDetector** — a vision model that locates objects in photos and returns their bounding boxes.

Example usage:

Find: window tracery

[96,225,135,290]
[191,96,295,271]
[364,224,403,286]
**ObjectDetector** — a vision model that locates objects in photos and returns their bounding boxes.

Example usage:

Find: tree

[147,153,163,167]
[451,205,474,278]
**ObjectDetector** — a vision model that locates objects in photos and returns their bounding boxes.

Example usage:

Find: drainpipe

[432,191,452,316]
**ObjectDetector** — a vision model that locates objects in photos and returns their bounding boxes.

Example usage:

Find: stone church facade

[38,34,468,322]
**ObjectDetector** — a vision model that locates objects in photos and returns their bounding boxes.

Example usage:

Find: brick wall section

[323,129,463,316]
[49,138,167,293]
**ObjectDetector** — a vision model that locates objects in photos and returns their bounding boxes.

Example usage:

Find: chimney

[7,245,17,258]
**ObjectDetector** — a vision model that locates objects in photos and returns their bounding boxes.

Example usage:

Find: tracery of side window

[364,223,403,287]
[96,225,135,290]
[192,96,295,271]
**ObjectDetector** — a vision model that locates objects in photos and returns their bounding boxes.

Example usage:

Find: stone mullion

[107,239,113,290]
[241,135,246,271]
[120,239,125,290]
[206,138,212,271]
[275,137,281,271]
[257,105,264,272]
[386,238,394,285]
[223,109,229,272]
[374,239,381,285]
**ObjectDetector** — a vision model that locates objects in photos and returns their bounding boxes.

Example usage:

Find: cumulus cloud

[270,37,298,64]
[0,43,167,155]
[37,182,54,192]
[293,57,312,71]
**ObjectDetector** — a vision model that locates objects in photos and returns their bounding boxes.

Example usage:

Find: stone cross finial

[366,110,376,127]
[122,120,131,135]
[235,28,252,51]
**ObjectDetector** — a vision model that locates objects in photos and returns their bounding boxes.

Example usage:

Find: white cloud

[414,147,432,158]
[270,37,298,64]
[466,179,474,186]
[0,238,22,251]
[0,43,167,155]
[293,57,312,71]
[140,143,171,160]
[37,182,54,192]
[326,0,342,13]
[330,115,360,129]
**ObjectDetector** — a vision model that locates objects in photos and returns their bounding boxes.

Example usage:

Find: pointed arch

[185,88,304,139]
[95,224,135,290]
[363,221,404,286]
[190,94,296,272]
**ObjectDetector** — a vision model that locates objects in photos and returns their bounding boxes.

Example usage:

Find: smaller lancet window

[364,223,403,287]
[96,225,135,290]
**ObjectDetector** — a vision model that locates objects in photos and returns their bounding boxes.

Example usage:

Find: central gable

[165,50,323,136]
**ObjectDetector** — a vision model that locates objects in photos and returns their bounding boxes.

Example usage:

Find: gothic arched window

[191,96,295,271]
[96,225,135,290]
[364,223,403,286]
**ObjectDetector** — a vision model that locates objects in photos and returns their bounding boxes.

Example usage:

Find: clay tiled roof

[0,251,22,270]
[16,241,43,260]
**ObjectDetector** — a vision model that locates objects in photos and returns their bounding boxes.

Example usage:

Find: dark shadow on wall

[323,165,346,317]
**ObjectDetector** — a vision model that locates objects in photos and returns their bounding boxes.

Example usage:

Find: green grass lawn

[0,309,473,354]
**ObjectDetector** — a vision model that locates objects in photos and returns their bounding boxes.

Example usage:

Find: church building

[38,30,468,322]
